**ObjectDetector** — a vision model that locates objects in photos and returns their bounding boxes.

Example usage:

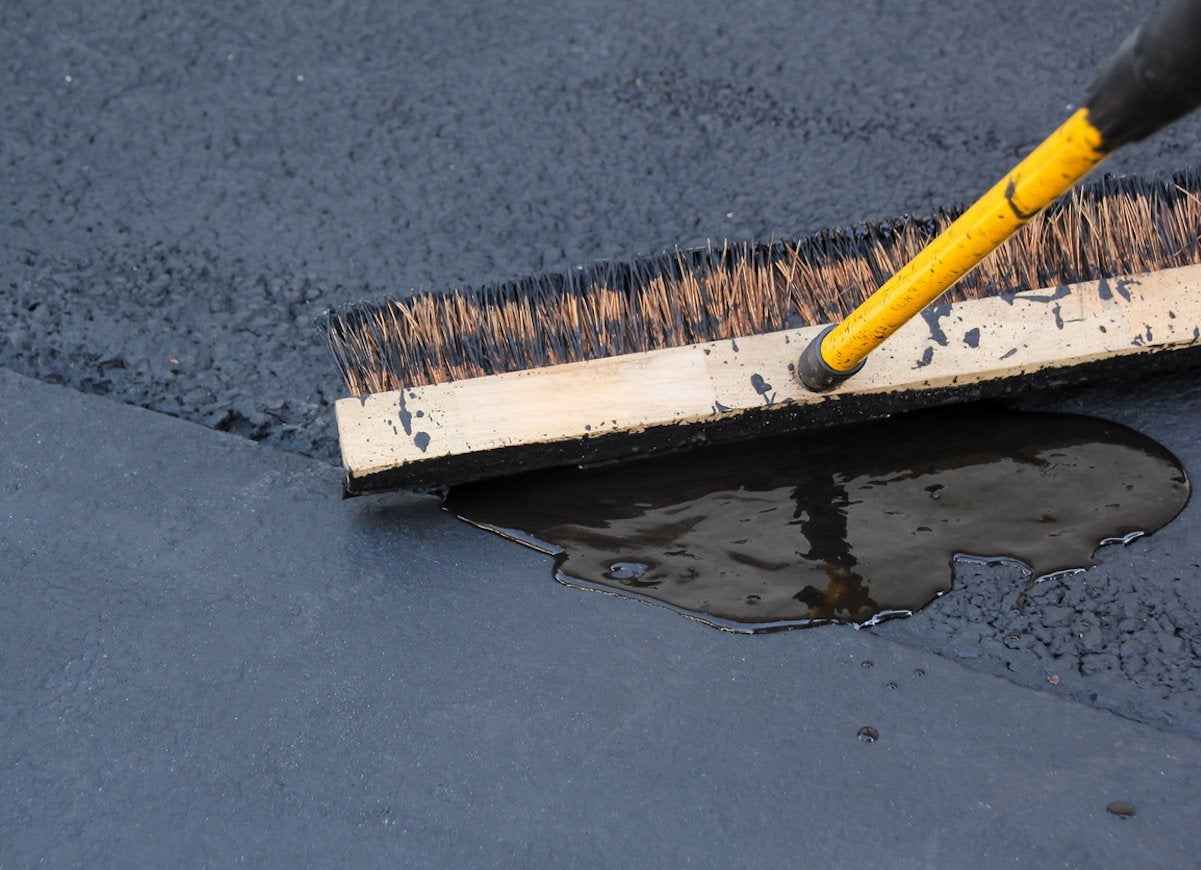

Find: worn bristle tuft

[320,169,1201,397]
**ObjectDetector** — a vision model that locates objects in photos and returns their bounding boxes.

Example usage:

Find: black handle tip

[1086,0,1201,148]
[797,326,865,392]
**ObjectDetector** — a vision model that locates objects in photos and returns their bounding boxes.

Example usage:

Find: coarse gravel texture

[3,0,1201,741]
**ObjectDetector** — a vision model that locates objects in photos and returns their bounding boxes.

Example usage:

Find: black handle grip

[1086,0,1201,148]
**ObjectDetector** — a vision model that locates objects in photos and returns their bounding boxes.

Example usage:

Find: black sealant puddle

[444,405,1189,633]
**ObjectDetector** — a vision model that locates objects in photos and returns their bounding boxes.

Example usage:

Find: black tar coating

[4,368,1201,865]
[3,0,1201,860]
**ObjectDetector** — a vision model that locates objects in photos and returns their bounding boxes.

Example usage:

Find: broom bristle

[321,169,1201,397]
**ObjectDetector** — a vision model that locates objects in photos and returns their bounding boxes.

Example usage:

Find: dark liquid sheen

[444,405,1190,632]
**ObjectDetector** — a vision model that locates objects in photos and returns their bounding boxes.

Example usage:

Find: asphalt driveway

[3,1,1200,865]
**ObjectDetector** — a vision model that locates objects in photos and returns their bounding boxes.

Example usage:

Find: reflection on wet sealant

[444,404,1189,633]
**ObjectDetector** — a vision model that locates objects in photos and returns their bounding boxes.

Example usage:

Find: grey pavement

[3,368,1200,867]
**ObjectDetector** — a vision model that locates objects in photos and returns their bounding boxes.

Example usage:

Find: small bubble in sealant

[861,660,874,670]
[1106,801,1136,818]
[605,562,648,582]
[1003,631,1024,649]
[745,594,761,604]
[857,726,880,743]
[886,682,898,690]
[914,668,926,677]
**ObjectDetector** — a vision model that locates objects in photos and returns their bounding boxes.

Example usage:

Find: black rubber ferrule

[797,325,865,393]
[1085,0,1201,149]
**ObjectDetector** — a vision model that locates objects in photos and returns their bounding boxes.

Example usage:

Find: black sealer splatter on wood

[397,391,413,435]
[914,347,935,368]
[963,328,981,348]
[1052,304,1065,329]
[750,374,774,405]
[1115,277,1138,302]
[414,432,431,452]
[920,302,952,346]
[1020,284,1072,304]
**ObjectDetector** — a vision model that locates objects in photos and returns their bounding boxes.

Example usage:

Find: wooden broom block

[335,263,1201,492]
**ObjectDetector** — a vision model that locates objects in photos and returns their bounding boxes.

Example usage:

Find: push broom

[323,0,1201,494]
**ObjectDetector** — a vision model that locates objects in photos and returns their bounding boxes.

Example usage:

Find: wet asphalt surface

[4,0,1201,864]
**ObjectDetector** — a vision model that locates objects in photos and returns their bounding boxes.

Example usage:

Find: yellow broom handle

[822,109,1105,372]
[796,0,1201,391]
